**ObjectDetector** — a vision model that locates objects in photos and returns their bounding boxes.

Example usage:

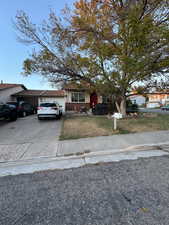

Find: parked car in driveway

[161,104,169,111]
[0,103,17,121]
[7,101,35,117]
[37,102,62,120]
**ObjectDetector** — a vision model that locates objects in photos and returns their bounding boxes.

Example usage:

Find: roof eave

[0,84,27,91]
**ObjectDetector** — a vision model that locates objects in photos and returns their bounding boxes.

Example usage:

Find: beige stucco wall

[0,86,24,103]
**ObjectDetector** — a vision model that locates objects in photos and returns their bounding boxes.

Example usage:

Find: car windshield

[40,103,56,107]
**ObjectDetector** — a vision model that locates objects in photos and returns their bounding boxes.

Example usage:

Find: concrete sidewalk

[58,130,169,156]
[1,130,169,176]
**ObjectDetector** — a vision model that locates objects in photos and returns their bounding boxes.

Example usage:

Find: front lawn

[60,114,169,140]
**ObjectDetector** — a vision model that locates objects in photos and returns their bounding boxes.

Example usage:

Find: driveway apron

[0,115,61,162]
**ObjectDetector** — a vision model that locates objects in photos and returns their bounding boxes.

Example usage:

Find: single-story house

[12,89,67,113]
[1,82,111,113]
[0,82,26,103]
[128,94,146,106]
[64,83,111,111]
[147,92,169,108]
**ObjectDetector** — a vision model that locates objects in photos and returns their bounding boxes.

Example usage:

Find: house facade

[1,82,110,113]
[0,82,119,112]
[13,90,67,113]
[64,84,104,111]
[128,94,146,106]
[0,82,66,112]
[0,83,26,103]
[147,92,169,108]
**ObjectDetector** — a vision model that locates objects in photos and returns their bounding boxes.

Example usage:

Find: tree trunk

[115,96,126,116]
[115,101,121,113]
[120,97,126,116]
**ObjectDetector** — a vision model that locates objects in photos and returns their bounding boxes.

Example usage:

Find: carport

[12,89,67,113]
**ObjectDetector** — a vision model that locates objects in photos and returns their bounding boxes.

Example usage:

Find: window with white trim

[71,92,85,103]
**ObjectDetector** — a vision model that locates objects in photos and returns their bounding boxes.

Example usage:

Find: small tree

[15,0,169,115]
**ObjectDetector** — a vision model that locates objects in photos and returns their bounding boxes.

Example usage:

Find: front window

[71,92,85,103]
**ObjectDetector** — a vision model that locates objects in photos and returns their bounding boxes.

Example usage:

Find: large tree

[15,0,169,115]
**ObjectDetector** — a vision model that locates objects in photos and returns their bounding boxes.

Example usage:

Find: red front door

[90,93,98,108]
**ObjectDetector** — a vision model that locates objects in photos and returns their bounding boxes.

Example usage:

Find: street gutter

[0,142,169,177]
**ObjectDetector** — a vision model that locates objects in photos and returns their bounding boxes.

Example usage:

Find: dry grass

[60,114,169,140]
[60,116,111,140]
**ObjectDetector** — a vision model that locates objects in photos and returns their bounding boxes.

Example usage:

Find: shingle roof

[12,89,66,97]
[0,83,26,90]
[63,82,91,91]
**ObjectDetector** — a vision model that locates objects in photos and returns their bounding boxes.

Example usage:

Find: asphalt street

[0,155,169,225]
[139,107,169,114]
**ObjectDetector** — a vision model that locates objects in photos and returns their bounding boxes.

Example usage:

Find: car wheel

[9,111,17,121]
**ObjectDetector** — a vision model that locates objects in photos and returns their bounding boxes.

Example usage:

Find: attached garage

[38,97,66,113]
[12,90,67,113]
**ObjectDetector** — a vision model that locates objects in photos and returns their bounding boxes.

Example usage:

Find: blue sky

[0,0,75,90]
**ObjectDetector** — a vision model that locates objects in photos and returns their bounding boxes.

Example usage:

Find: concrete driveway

[0,115,61,162]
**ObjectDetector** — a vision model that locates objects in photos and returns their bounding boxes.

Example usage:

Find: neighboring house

[64,83,104,111]
[128,95,146,106]
[0,83,26,103]
[12,90,67,113]
[147,92,169,108]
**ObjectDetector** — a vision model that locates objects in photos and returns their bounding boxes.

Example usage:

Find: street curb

[57,130,169,156]
[0,142,169,177]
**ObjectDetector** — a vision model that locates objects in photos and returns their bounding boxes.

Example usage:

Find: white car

[37,102,62,120]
